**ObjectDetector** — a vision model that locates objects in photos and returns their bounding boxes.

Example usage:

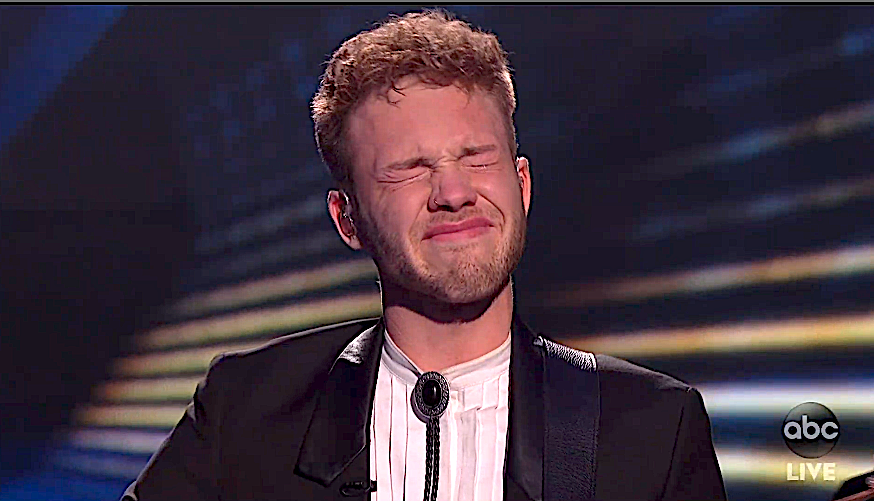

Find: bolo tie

[412,371,450,501]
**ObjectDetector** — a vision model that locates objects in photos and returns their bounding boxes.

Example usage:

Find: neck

[380,279,514,373]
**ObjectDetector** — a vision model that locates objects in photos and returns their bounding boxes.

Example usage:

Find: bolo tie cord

[414,371,449,501]
[423,417,440,501]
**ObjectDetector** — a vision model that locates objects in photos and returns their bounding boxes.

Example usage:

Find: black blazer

[122,316,726,501]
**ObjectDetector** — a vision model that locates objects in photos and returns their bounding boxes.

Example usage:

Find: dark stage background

[2,5,874,501]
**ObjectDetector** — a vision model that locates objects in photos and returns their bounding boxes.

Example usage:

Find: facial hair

[354,202,527,305]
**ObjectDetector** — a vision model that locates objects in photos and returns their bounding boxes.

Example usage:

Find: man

[123,10,726,501]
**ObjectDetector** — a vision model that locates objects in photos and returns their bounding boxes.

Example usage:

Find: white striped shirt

[369,330,511,501]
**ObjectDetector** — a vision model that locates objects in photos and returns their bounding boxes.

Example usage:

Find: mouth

[423,217,494,242]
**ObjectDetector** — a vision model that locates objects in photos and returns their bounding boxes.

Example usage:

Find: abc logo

[782,402,840,459]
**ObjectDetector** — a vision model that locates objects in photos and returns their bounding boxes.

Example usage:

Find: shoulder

[539,337,695,410]
[538,336,691,393]
[205,317,380,390]
[593,353,704,433]
[223,317,379,363]
[595,353,691,394]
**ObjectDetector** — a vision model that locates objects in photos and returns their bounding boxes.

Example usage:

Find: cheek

[373,196,423,239]
[387,184,431,219]
[482,174,524,214]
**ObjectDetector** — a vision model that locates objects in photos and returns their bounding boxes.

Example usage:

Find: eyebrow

[382,144,500,171]
[459,144,498,157]
[384,156,426,170]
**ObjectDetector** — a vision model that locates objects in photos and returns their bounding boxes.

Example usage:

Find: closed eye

[465,159,498,170]
[460,145,500,170]
[379,164,429,184]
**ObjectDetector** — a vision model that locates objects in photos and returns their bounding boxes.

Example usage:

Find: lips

[423,217,493,240]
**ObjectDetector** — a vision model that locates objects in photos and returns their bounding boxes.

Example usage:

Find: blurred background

[2,5,873,500]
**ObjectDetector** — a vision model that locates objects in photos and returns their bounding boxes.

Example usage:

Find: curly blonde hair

[312,9,517,194]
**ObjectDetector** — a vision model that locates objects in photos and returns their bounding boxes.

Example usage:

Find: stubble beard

[355,206,527,306]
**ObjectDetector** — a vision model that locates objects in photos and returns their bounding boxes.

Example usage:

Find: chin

[425,273,510,305]
[430,288,488,305]
[375,239,519,306]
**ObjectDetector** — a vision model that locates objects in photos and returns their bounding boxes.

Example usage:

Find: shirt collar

[381,327,511,390]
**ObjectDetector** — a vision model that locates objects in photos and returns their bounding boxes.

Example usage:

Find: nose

[429,164,476,211]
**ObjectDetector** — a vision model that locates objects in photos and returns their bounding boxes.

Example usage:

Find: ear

[516,156,532,216]
[327,190,363,250]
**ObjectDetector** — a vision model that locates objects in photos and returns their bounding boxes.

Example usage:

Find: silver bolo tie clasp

[412,371,449,501]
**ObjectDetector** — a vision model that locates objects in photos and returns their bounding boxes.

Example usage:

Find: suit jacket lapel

[295,320,383,490]
[506,315,545,501]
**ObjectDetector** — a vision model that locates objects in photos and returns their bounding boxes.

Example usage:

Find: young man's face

[333,78,531,304]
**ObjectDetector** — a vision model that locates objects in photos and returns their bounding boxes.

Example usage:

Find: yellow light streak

[699,382,874,417]
[562,311,874,357]
[73,404,187,428]
[140,292,382,349]
[93,377,202,402]
[549,245,874,307]
[112,341,263,376]
[170,259,378,316]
